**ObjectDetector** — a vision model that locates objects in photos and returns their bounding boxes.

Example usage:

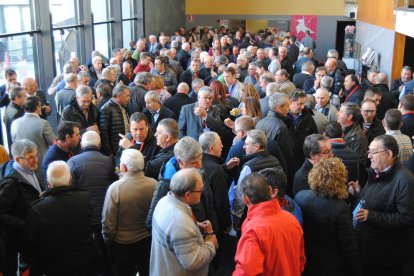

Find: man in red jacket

[233,174,306,276]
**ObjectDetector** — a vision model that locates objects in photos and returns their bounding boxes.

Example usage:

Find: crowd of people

[1,25,414,276]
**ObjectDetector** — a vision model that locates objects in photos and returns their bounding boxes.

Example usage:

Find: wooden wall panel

[357,0,406,30]
[185,0,344,16]
[392,32,406,80]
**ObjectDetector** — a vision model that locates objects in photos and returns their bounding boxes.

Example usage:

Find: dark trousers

[92,226,112,276]
[109,237,151,276]
[363,263,404,276]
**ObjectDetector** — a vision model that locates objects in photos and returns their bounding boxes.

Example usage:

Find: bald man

[163,82,196,118]
[21,77,52,119]
[372,72,396,120]
[325,58,344,96]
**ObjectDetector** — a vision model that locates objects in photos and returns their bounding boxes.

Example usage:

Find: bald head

[375,72,388,85]
[314,87,331,107]
[21,77,38,94]
[325,58,337,74]
[177,82,190,94]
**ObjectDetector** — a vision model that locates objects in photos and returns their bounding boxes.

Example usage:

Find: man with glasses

[0,139,43,275]
[232,129,283,233]
[353,134,414,276]
[292,134,334,196]
[150,168,218,276]
[146,136,219,236]
[359,99,385,145]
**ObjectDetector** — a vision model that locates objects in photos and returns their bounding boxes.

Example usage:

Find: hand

[338,89,345,98]
[195,106,207,119]
[347,180,360,195]
[226,157,240,170]
[356,208,369,222]
[205,234,219,249]
[399,84,404,91]
[313,78,321,89]
[87,125,100,133]
[197,220,213,235]
[118,133,133,149]
[224,118,235,129]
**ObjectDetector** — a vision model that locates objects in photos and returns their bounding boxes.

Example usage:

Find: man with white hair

[314,87,338,122]
[147,34,159,53]
[293,61,314,89]
[0,139,43,275]
[102,149,157,276]
[143,90,176,131]
[260,81,279,116]
[94,66,116,88]
[67,130,116,274]
[199,132,232,234]
[150,168,218,276]
[26,161,97,275]
[178,86,225,141]
[61,84,99,134]
[177,42,191,70]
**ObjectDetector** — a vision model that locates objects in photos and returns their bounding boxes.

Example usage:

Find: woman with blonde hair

[152,75,171,104]
[242,97,262,124]
[295,157,362,276]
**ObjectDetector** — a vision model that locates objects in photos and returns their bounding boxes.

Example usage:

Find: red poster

[291,15,317,42]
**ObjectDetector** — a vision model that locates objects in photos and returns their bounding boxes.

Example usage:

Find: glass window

[49,0,78,27]
[94,24,110,59]
[0,35,36,86]
[52,29,80,75]
[122,0,132,18]
[122,21,133,49]
[91,0,108,22]
[2,2,32,33]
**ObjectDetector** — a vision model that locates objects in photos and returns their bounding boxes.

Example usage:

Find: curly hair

[308,158,348,200]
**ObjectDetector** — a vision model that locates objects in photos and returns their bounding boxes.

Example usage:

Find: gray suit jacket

[178,103,225,140]
[11,113,56,173]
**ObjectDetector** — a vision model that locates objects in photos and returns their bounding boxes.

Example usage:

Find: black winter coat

[98,99,128,155]
[202,153,232,232]
[287,107,318,165]
[256,110,296,173]
[67,147,117,226]
[295,190,363,276]
[144,143,175,180]
[357,161,414,266]
[26,186,97,275]
[0,161,42,253]
[114,129,160,167]
[61,98,98,134]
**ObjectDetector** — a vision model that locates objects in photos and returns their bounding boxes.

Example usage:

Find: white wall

[355,20,395,80]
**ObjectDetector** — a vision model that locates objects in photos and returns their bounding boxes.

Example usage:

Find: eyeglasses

[362,110,376,113]
[190,188,204,193]
[244,142,257,147]
[18,156,38,162]
[367,149,389,156]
